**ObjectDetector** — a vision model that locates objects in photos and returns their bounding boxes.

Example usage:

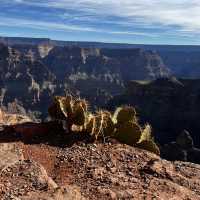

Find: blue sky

[0,0,200,45]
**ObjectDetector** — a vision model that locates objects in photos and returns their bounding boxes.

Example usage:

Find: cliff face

[44,47,169,81]
[2,36,200,79]
[0,43,170,118]
[0,44,56,118]
[109,78,200,148]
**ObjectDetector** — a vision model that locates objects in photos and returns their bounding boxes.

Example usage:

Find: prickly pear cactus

[74,99,88,112]
[115,121,142,145]
[92,112,105,139]
[136,140,160,155]
[85,114,96,136]
[85,111,114,140]
[73,103,86,126]
[113,106,137,124]
[136,124,160,155]
[58,95,73,118]
[101,111,115,137]
[48,95,160,156]
[138,124,152,143]
[48,96,66,120]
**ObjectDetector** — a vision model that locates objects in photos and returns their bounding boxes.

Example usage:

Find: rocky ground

[0,140,200,199]
[1,112,200,199]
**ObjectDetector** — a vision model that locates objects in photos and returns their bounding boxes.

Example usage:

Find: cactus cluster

[48,95,88,132]
[48,96,160,155]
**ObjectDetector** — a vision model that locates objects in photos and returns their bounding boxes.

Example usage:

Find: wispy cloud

[1,0,200,43]
[0,16,158,38]
[11,0,200,31]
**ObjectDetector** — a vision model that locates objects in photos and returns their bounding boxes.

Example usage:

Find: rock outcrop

[109,78,200,148]
[0,145,84,200]
[0,108,32,128]
[161,130,200,164]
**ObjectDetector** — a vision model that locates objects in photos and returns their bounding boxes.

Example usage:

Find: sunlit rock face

[0,43,56,118]
[0,41,170,119]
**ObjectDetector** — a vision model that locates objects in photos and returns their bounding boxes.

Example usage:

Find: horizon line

[1,35,200,47]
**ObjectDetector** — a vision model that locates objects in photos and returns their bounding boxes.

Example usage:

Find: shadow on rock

[0,121,93,148]
[161,130,200,164]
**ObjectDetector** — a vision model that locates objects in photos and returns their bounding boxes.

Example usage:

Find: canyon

[1,36,200,157]
[1,37,200,198]
[0,39,170,119]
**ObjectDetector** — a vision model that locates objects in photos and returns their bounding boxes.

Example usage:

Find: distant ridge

[1,35,200,78]
[1,36,200,52]
[0,36,51,46]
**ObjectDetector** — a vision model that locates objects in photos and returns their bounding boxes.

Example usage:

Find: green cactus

[115,121,142,145]
[136,140,160,155]
[58,95,73,118]
[85,111,115,140]
[113,106,137,124]
[101,111,115,137]
[73,103,86,126]
[74,99,88,112]
[85,114,96,136]
[48,96,66,120]
[136,124,160,155]
[138,124,152,143]
[48,95,160,156]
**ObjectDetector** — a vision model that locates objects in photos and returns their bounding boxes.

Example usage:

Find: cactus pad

[48,96,66,120]
[136,140,160,155]
[101,111,115,137]
[73,104,86,126]
[74,99,88,112]
[138,124,152,143]
[113,106,137,124]
[85,115,96,136]
[58,96,73,118]
[115,121,142,145]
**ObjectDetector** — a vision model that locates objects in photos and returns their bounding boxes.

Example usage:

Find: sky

[0,0,200,45]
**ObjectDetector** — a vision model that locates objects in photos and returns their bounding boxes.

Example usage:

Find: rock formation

[0,108,32,127]
[0,42,170,119]
[161,130,200,164]
[109,78,200,148]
